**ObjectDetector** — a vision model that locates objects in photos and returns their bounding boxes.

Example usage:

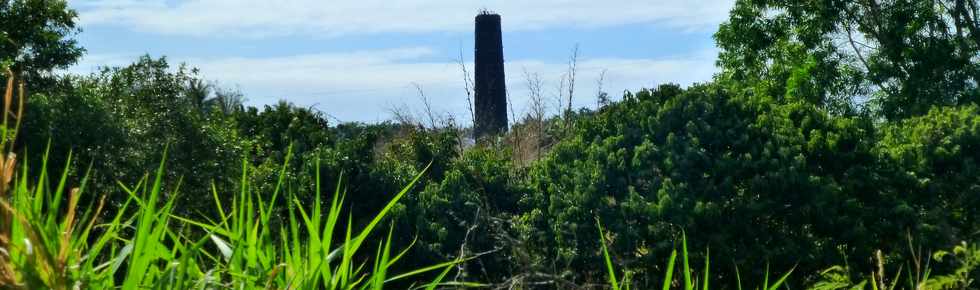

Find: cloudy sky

[67,0,734,123]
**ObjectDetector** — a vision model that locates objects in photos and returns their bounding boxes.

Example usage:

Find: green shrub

[22,56,245,216]
[876,105,980,240]
[517,83,977,287]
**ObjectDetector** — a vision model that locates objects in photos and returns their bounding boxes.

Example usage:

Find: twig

[565,44,579,120]
[454,207,484,282]
[596,69,608,109]
[412,82,438,129]
[457,46,476,123]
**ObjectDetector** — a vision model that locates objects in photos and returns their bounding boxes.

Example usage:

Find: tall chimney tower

[473,11,508,140]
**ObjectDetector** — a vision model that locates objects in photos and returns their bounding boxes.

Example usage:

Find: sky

[66,0,734,123]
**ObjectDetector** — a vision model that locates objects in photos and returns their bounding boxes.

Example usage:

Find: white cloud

[73,47,718,123]
[70,0,734,38]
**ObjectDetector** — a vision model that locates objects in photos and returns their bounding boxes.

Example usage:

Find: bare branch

[454,207,484,282]
[565,44,579,117]
[595,68,608,109]
[523,68,546,122]
[387,102,417,126]
[843,12,895,96]
[457,45,476,123]
[555,73,567,117]
[412,82,438,129]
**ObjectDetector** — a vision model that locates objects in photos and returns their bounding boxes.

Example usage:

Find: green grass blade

[735,264,743,290]
[597,219,619,290]
[767,265,795,290]
[702,247,709,290]
[423,259,456,290]
[682,232,692,290]
[662,249,677,290]
[349,162,430,255]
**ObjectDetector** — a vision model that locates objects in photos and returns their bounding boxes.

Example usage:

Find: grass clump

[0,71,474,289]
[597,219,793,290]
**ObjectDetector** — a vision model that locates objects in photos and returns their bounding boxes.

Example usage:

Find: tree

[23,56,244,214]
[210,85,245,115]
[233,101,332,160]
[715,0,980,119]
[0,0,84,84]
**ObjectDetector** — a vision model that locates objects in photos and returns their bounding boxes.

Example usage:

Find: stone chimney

[473,11,508,140]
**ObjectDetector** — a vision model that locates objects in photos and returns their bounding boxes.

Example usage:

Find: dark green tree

[715,0,980,119]
[0,0,84,84]
[234,101,332,159]
[23,56,244,213]
[877,105,980,240]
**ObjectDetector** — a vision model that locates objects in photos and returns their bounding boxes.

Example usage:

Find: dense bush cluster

[514,84,980,286]
[23,57,244,214]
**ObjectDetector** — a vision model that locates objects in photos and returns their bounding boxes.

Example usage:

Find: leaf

[210,234,233,261]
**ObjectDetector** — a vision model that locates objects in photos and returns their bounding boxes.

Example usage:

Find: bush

[876,105,980,243]
[22,56,244,215]
[517,83,977,287]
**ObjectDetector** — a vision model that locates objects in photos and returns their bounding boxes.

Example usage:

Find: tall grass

[811,242,979,290]
[598,222,979,290]
[597,219,793,290]
[0,70,475,289]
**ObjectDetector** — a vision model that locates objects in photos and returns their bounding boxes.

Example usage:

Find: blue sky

[67,0,734,123]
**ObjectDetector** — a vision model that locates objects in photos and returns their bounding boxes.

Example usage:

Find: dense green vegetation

[3,0,980,289]
[2,96,466,288]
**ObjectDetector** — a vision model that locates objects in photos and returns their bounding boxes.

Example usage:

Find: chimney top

[477,9,498,16]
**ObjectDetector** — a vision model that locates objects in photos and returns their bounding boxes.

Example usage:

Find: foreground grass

[0,148,476,289]
[598,219,978,290]
[0,71,472,289]
[597,220,792,290]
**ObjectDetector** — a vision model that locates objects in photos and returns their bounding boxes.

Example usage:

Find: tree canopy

[0,0,83,83]
[716,0,980,119]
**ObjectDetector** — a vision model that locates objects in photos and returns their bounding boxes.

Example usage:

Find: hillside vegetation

[2,0,980,289]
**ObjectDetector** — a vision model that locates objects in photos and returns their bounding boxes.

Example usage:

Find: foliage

[0,0,83,86]
[234,101,333,162]
[14,52,980,290]
[925,242,979,290]
[396,145,527,281]
[598,220,795,290]
[876,105,980,238]
[811,242,979,290]
[22,56,245,214]
[0,140,466,289]
[7,1,980,289]
[2,67,476,289]
[715,0,980,119]
[516,83,978,287]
